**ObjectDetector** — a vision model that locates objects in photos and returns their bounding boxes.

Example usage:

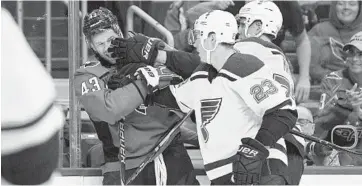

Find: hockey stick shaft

[125,109,194,185]
[289,130,362,155]
[119,122,126,185]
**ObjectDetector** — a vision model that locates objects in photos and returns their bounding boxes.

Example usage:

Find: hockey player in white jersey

[131,10,298,185]
[234,1,306,184]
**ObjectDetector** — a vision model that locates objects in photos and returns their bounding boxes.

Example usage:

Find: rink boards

[53,150,362,185]
[53,166,362,185]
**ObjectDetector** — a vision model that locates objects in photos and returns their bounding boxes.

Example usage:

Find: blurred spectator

[106,1,173,39]
[1,8,65,184]
[300,3,319,31]
[313,31,362,166]
[308,1,362,84]
[165,0,312,103]
[164,0,234,52]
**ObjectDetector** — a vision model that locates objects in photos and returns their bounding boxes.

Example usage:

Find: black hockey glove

[107,63,147,90]
[107,33,165,66]
[232,137,269,185]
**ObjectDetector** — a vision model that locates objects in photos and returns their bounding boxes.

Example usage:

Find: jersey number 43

[81,77,101,95]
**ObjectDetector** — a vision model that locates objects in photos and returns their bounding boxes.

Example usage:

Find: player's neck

[211,45,236,71]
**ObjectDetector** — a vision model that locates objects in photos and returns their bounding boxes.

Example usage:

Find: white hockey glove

[135,66,160,93]
[135,65,183,93]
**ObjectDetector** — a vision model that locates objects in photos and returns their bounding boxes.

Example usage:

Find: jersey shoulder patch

[222,53,264,78]
[75,61,110,78]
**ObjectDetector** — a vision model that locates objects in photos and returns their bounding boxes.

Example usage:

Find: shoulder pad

[76,61,111,78]
[237,37,284,53]
[221,53,264,78]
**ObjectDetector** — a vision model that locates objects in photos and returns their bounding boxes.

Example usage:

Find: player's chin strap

[201,39,219,64]
[154,154,167,185]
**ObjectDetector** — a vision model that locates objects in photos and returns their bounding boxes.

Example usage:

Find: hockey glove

[232,137,269,185]
[107,63,147,90]
[107,75,133,90]
[135,65,183,93]
[107,34,165,65]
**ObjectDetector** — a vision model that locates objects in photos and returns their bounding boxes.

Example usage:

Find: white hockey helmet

[188,10,238,63]
[237,0,283,39]
[189,10,238,46]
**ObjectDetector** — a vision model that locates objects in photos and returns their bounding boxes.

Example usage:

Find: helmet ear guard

[192,10,238,64]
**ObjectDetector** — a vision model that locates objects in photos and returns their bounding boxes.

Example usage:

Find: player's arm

[151,77,196,114]
[108,34,201,79]
[155,50,201,79]
[74,73,148,124]
[152,88,180,110]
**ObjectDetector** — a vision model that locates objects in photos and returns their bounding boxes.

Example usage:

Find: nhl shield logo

[200,98,222,142]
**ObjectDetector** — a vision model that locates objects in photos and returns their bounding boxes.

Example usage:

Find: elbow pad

[255,109,298,147]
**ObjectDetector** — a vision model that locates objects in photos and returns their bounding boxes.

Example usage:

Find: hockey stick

[119,121,126,185]
[289,130,362,155]
[125,109,195,185]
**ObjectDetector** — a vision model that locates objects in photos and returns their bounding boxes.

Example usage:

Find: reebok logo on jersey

[142,38,154,60]
[238,146,259,158]
[200,98,222,142]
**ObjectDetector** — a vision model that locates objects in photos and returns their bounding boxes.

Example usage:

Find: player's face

[90,29,119,64]
[336,0,359,25]
[237,16,261,39]
[346,46,362,73]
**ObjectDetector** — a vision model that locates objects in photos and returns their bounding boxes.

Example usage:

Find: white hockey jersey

[235,38,306,148]
[170,52,294,180]
[234,37,295,104]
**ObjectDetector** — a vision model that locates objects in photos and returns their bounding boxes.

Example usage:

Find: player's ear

[208,32,217,47]
[253,20,263,35]
[208,32,216,42]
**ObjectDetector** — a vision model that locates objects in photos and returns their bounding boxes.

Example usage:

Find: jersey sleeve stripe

[204,155,236,172]
[274,142,287,155]
[217,72,237,82]
[190,74,209,81]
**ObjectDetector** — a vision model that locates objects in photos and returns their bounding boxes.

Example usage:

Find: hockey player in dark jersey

[74,7,198,185]
[108,10,298,185]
